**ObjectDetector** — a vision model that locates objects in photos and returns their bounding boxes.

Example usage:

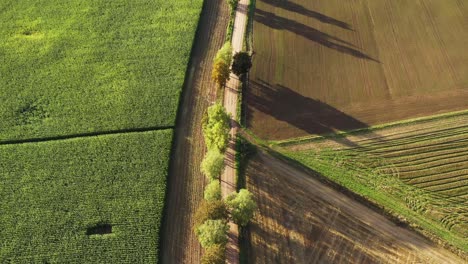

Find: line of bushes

[194,3,256,261]
[194,102,256,263]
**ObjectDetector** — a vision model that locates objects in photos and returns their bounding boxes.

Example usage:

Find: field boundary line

[273,109,468,146]
[0,126,174,145]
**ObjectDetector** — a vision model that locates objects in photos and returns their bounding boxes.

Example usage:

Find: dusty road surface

[221,0,249,197]
[221,0,250,263]
[245,151,465,263]
[160,1,229,263]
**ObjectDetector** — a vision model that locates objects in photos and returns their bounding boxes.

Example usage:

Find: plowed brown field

[246,0,468,140]
[160,1,229,263]
[245,151,465,263]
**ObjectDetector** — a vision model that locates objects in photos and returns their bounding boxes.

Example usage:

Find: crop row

[0,130,172,263]
[282,114,468,251]
[0,0,203,142]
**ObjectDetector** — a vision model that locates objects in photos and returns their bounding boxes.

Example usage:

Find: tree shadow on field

[245,154,446,264]
[254,9,379,62]
[260,0,353,31]
[247,79,373,147]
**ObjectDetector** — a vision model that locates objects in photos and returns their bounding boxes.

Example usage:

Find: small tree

[212,42,233,88]
[201,244,226,264]
[196,220,229,248]
[193,200,228,229]
[201,149,225,181]
[202,103,230,151]
[231,52,252,77]
[212,58,230,88]
[226,189,257,226]
[215,42,233,66]
[204,181,222,201]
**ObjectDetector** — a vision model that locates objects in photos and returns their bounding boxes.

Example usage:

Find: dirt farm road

[160,1,229,263]
[221,0,249,263]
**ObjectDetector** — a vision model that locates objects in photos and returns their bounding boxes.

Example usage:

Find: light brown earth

[160,1,229,263]
[245,151,465,263]
[246,0,468,140]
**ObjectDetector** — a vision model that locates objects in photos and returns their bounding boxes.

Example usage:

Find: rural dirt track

[160,1,229,263]
[245,151,465,263]
[221,0,249,263]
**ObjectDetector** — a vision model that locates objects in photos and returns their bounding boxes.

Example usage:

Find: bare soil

[245,151,465,263]
[159,1,229,263]
[246,0,468,140]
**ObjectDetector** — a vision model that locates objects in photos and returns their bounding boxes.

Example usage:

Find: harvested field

[0,0,203,141]
[245,151,465,263]
[160,0,229,263]
[281,113,468,252]
[0,131,172,262]
[246,0,468,140]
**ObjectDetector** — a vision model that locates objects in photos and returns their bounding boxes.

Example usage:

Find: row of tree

[194,39,254,263]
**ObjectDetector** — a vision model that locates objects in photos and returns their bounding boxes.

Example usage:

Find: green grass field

[0,130,172,262]
[280,113,468,252]
[0,0,203,141]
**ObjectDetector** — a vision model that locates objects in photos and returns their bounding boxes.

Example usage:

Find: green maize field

[0,0,203,141]
[0,130,172,263]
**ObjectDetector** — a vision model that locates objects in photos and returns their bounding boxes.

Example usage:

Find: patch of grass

[0,130,172,262]
[273,110,468,147]
[0,0,203,141]
[225,1,238,42]
[235,136,256,191]
[243,0,256,51]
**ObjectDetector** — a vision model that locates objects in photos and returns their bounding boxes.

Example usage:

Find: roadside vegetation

[196,102,256,263]
[197,11,257,257]
[225,0,239,41]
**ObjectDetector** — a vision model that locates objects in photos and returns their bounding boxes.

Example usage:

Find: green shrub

[226,189,257,226]
[196,220,229,248]
[214,42,233,66]
[194,200,228,229]
[201,149,225,181]
[212,42,233,88]
[201,244,226,264]
[226,0,238,11]
[212,58,231,88]
[202,103,230,151]
[204,181,222,201]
